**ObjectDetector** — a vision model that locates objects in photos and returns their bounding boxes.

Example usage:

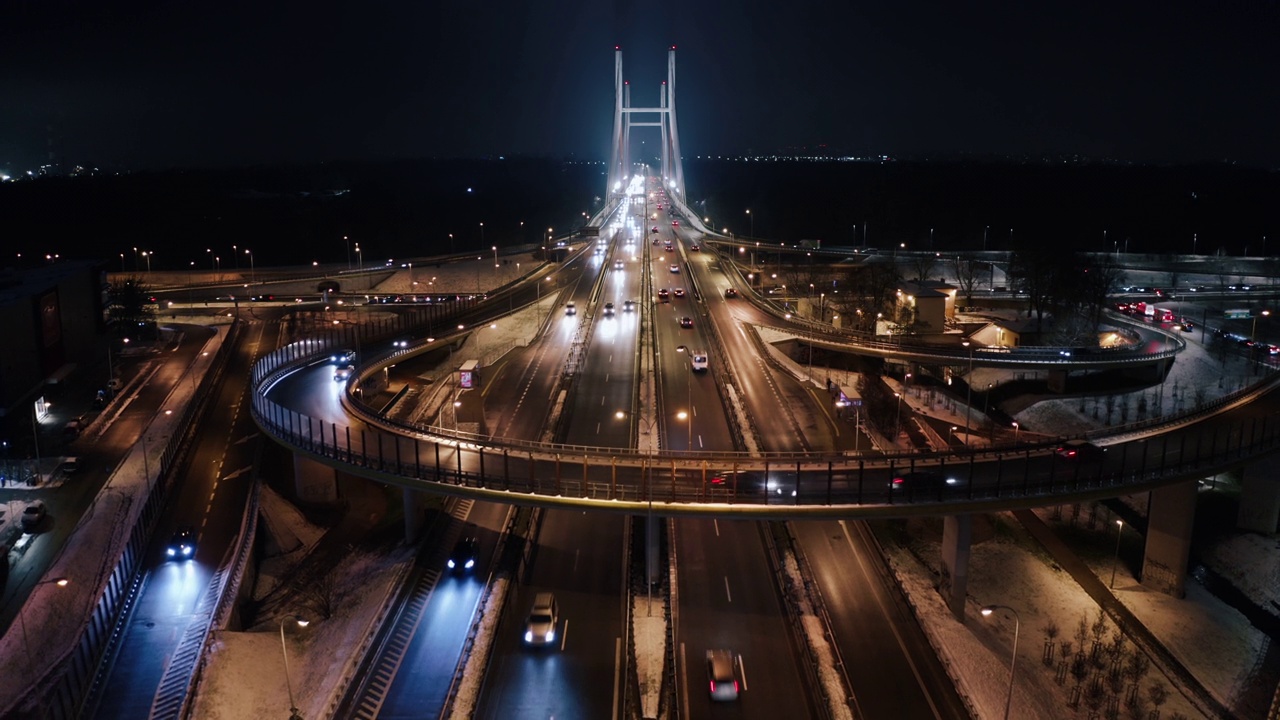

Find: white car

[692,352,709,372]
[334,365,355,382]
[669,264,680,273]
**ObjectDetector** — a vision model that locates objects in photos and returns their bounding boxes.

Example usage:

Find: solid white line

[724,576,732,603]
[574,548,580,573]
[561,618,570,651]
[680,643,691,720]
[737,653,749,691]
[839,520,942,719]
[713,519,720,536]
[611,637,622,720]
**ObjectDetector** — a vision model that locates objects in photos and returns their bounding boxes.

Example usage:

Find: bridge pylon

[607,46,686,200]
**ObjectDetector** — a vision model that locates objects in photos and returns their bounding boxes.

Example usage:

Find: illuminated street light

[279,616,310,720]
[1110,519,1124,588]
[980,605,1021,720]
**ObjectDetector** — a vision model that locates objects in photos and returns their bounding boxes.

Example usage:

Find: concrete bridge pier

[1238,464,1280,533]
[293,454,338,502]
[403,487,431,543]
[939,514,972,621]
[1141,479,1197,597]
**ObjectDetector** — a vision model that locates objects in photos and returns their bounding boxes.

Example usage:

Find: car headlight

[447,559,455,568]
[183,546,193,556]
[524,631,533,642]
[545,630,555,642]
[167,548,175,557]
[465,559,475,569]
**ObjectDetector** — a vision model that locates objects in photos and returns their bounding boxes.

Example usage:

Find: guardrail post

[346,426,353,463]
[434,441,441,479]
[456,441,462,480]
[478,447,485,488]
[611,457,617,499]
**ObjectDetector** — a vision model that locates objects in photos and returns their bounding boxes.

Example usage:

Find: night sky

[2,0,1278,171]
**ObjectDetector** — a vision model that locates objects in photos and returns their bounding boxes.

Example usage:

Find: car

[604,302,615,316]
[330,349,356,365]
[447,535,479,573]
[623,300,636,312]
[106,377,123,392]
[1180,321,1194,332]
[657,288,670,302]
[657,203,663,210]
[692,352,709,372]
[690,243,700,251]
[523,592,559,646]
[679,316,693,328]
[651,226,659,234]
[665,243,674,252]
[673,288,686,298]
[167,527,196,560]
[669,264,680,273]
[21,500,46,532]
[333,364,355,382]
[59,457,80,475]
[63,418,83,438]
[565,301,577,316]
[614,259,624,270]
[724,287,738,298]
[889,471,961,492]
[1055,440,1105,461]
[672,219,680,227]
[706,649,740,701]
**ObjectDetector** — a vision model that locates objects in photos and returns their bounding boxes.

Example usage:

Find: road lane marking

[737,653,748,691]
[839,520,942,719]
[612,637,622,720]
[713,519,720,536]
[724,576,732,603]
[560,619,569,651]
[574,548,580,573]
[680,643,690,719]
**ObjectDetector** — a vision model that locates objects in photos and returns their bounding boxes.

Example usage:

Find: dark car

[167,527,196,560]
[623,300,636,312]
[1055,440,1105,461]
[706,649,740,701]
[330,349,356,365]
[604,302,615,317]
[673,288,686,298]
[725,288,738,298]
[889,470,961,492]
[657,288,670,302]
[448,535,479,573]
[690,243,700,251]
[679,316,693,328]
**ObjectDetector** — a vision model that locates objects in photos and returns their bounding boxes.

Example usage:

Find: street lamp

[492,245,498,269]
[948,425,957,445]
[279,616,310,719]
[961,341,974,438]
[244,248,255,285]
[1012,421,1020,444]
[894,392,903,437]
[746,208,753,239]
[980,604,1021,720]
[19,577,69,683]
[1110,519,1124,588]
[1251,309,1269,344]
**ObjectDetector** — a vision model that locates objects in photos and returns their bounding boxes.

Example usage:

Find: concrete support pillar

[646,513,661,587]
[1142,479,1197,597]
[403,487,430,543]
[1238,464,1280,533]
[1047,368,1068,393]
[293,454,337,503]
[939,514,972,621]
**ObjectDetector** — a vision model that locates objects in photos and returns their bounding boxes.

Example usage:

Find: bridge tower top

[608,47,686,201]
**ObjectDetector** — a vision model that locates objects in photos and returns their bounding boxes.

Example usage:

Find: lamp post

[1012,421,1020,444]
[1110,519,1124,588]
[746,208,753,240]
[279,616,310,719]
[492,244,499,269]
[19,577,69,683]
[343,235,351,270]
[245,248,255,286]
[1251,309,1269,344]
[479,221,485,249]
[894,392,903,437]
[948,425,957,445]
[980,604,1021,720]
[962,341,974,438]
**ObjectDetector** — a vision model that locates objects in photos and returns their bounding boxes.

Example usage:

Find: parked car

[21,500,46,532]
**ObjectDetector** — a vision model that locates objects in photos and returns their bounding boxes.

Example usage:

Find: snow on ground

[632,597,666,720]
[1031,505,1266,712]
[777,549,855,720]
[252,485,327,599]
[448,576,509,720]
[883,524,1210,719]
[1201,531,1280,617]
[370,252,548,297]
[191,543,414,720]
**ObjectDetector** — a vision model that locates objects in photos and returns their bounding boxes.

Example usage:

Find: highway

[88,321,271,718]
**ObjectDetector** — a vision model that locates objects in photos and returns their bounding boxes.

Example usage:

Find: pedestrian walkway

[1012,508,1230,719]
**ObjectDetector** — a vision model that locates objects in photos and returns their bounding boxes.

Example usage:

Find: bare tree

[953,256,982,307]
